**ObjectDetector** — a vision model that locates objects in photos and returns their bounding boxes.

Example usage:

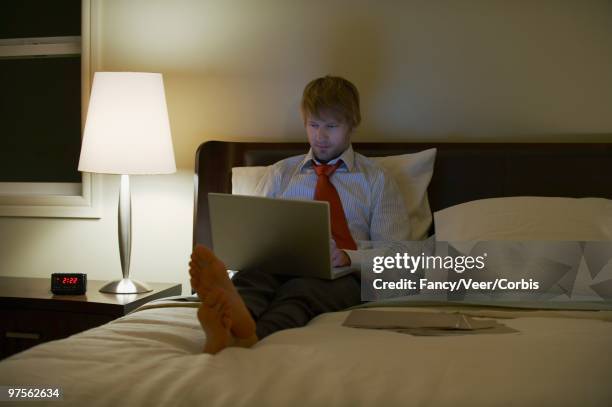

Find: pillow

[231,148,437,240]
[231,166,268,196]
[434,197,612,301]
[434,197,612,241]
[370,150,436,240]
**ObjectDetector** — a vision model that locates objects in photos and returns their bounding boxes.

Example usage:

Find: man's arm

[343,171,411,268]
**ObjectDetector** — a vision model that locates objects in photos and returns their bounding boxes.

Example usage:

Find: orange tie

[312,161,357,250]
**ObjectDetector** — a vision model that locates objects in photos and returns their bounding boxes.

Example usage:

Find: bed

[1,141,611,406]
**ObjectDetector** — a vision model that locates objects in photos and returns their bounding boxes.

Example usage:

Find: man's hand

[330,240,351,267]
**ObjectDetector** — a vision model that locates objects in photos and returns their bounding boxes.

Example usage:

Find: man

[189,76,410,354]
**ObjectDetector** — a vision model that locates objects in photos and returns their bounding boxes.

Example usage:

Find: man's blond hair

[301,76,361,129]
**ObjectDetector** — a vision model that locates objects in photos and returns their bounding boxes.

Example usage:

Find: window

[0,0,100,218]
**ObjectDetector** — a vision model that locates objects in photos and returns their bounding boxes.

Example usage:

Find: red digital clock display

[51,273,87,295]
[60,277,79,285]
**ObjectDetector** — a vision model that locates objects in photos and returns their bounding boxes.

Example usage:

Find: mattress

[1,300,611,407]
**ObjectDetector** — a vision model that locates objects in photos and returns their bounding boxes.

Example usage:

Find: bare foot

[189,245,257,340]
[198,288,232,354]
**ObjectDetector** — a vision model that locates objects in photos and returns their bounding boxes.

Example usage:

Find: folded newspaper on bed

[343,309,518,336]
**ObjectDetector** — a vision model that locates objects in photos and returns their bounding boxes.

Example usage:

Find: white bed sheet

[1,303,611,406]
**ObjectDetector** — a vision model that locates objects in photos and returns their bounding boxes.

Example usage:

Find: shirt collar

[300,144,355,172]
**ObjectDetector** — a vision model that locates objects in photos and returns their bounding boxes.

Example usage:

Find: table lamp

[78,72,176,294]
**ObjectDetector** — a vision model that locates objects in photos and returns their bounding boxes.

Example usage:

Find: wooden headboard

[193,141,612,248]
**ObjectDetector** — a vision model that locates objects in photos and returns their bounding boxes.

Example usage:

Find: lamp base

[99,278,152,294]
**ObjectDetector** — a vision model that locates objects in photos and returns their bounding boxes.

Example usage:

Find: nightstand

[0,277,181,360]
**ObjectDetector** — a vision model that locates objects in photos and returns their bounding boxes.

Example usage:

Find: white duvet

[1,302,611,407]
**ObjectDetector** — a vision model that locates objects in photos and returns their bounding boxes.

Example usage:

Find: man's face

[306,113,352,163]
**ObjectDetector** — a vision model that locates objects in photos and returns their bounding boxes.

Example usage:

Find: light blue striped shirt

[254,144,411,265]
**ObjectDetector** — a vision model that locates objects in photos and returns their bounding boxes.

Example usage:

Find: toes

[194,245,228,270]
[190,278,202,294]
[194,245,215,263]
[189,268,200,286]
[189,264,201,279]
[194,244,214,257]
[190,274,201,289]
[191,250,210,270]
[190,272,199,283]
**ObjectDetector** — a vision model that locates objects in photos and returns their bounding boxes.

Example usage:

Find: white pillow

[231,148,437,239]
[231,166,268,196]
[371,149,436,240]
[434,197,612,241]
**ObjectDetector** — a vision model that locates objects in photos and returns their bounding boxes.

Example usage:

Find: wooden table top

[0,276,182,315]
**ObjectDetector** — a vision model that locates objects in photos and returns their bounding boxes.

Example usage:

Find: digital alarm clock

[51,273,87,295]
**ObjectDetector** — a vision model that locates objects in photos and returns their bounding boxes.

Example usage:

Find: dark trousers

[231,269,361,339]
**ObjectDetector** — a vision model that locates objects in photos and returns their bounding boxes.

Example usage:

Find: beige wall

[1,0,611,293]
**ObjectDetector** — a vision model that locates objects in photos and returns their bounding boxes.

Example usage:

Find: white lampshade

[78,72,176,174]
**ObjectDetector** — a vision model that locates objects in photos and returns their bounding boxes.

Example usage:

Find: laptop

[208,193,356,279]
